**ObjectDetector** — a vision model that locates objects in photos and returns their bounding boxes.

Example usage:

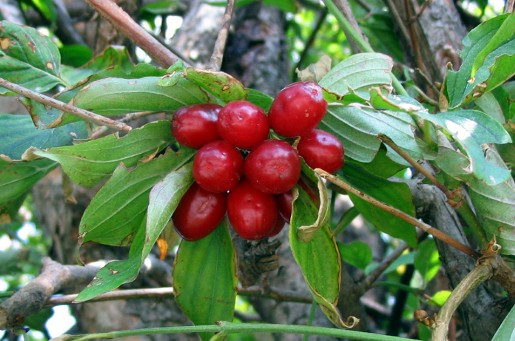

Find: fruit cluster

[171,81,344,241]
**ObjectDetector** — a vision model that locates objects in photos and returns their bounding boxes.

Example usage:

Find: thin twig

[363,243,410,289]
[0,78,132,132]
[377,134,452,198]
[85,0,182,68]
[44,286,313,307]
[208,0,236,71]
[316,169,480,259]
[293,9,328,79]
[332,0,367,53]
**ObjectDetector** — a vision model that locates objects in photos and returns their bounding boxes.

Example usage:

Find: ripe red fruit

[171,104,222,148]
[297,129,344,173]
[228,180,278,240]
[269,81,327,137]
[267,215,286,237]
[193,140,244,193]
[276,190,293,222]
[244,140,301,194]
[217,100,270,149]
[172,183,227,241]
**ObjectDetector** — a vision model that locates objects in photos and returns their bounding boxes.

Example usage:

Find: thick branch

[0,78,132,132]
[0,258,99,329]
[85,0,182,68]
[431,255,496,341]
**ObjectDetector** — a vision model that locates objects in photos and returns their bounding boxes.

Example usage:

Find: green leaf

[32,121,175,187]
[0,20,63,93]
[0,114,87,161]
[492,305,515,341]
[341,164,418,247]
[320,52,393,101]
[346,148,407,179]
[468,176,515,256]
[321,104,423,163]
[79,149,195,246]
[173,221,237,341]
[75,221,146,302]
[446,13,515,108]
[289,220,349,328]
[338,241,373,270]
[418,109,511,185]
[247,88,273,111]
[144,163,194,260]
[0,159,56,222]
[414,239,441,284]
[59,44,93,68]
[290,186,348,328]
[184,68,247,103]
[70,76,210,117]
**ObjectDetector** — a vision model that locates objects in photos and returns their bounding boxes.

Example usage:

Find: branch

[0,258,99,330]
[316,168,481,259]
[85,0,182,68]
[0,78,132,132]
[207,0,236,71]
[431,253,497,340]
[363,242,410,290]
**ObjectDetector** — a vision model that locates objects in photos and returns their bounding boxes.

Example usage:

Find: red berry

[298,129,344,173]
[228,180,278,240]
[276,190,293,222]
[172,183,227,241]
[217,100,270,149]
[193,140,244,193]
[269,81,327,137]
[245,140,301,194]
[172,104,222,148]
[267,214,286,237]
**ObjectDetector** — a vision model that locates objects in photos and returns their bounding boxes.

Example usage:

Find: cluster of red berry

[171,81,344,241]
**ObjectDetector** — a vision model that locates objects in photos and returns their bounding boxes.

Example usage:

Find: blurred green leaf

[0,114,87,161]
[492,305,515,341]
[0,159,56,222]
[59,44,93,67]
[414,239,441,284]
[174,221,237,341]
[429,290,451,307]
[341,164,418,247]
[419,109,511,185]
[79,149,195,246]
[33,121,175,187]
[446,13,515,108]
[338,241,373,270]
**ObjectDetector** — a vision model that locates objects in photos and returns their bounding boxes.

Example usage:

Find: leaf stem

[377,134,452,199]
[0,78,131,132]
[323,0,408,96]
[316,169,480,259]
[63,321,419,341]
[208,0,236,71]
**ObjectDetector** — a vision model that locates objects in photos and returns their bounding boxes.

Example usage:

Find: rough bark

[411,183,511,341]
